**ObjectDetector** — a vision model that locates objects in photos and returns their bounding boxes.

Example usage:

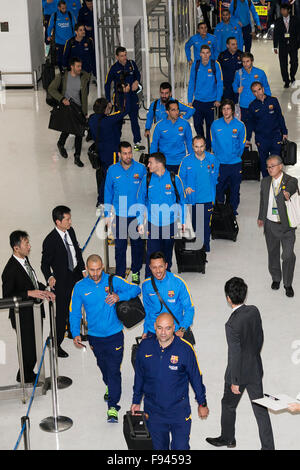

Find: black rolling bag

[175,238,206,274]
[281,139,297,166]
[242,145,260,181]
[139,135,150,166]
[123,412,153,450]
[42,59,55,90]
[211,201,239,242]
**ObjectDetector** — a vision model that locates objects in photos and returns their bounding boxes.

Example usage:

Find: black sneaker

[134,143,145,151]
[131,272,140,285]
[271,281,280,290]
[57,142,68,158]
[284,286,294,297]
[284,82,290,89]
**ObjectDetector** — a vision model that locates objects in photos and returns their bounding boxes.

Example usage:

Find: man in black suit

[2,231,55,383]
[206,277,275,450]
[258,155,298,297]
[41,206,85,357]
[273,4,300,88]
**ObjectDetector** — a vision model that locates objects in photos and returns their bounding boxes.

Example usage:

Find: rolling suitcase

[281,139,297,166]
[211,201,239,242]
[42,59,55,90]
[175,238,207,274]
[242,145,260,181]
[123,412,153,450]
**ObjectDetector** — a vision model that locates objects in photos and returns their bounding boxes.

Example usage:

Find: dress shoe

[206,436,236,448]
[74,156,84,167]
[284,286,294,298]
[271,281,280,290]
[57,142,68,158]
[58,347,69,358]
[284,82,290,89]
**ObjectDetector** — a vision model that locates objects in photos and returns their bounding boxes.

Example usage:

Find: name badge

[284,33,290,38]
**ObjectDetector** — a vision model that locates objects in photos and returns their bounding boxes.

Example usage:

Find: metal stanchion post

[80,306,88,342]
[14,298,27,404]
[45,301,72,391]
[21,416,30,450]
[39,334,73,433]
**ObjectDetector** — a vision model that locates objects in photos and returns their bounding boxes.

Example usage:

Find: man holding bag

[257,155,298,297]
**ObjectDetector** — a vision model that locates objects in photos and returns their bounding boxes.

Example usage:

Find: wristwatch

[199,401,207,407]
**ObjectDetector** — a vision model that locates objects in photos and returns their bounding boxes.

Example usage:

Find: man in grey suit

[257,155,298,297]
[206,277,275,450]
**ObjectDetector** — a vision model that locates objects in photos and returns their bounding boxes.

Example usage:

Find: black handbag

[108,275,145,328]
[49,100,86,136]
[150,276,195,345]
[131,336,142,369]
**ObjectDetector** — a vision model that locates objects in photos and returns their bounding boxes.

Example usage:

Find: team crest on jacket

[208,41,211,44]
[105,286,110,293]
[84,43,88,47]
[134,173,140,179]
[232,129,237,134]
[208,69,212,73]
[269,105,274,110]
[170,355,178,364]
[165,184,171,190]
[178,127,184,132]
[254,74,259,78]
[168,290,175,297]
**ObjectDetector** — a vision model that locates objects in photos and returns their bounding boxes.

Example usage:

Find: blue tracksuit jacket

[69,273,141,338]
[179,151,220,204]
[145,99,195,131]
[137,170,186,227]
[150,116,193,166]
[132,335,207,421]
[65,0,82,20]
[185,33,219,61]
[47,9,76,45]
[142,271,195,334]
[42,0,58,15]
[211,117,246,164]
[187,59,223,103]
[232,66,271,108]
[229,0,261,27]
[104,160,147,218]
[214,19,244,52]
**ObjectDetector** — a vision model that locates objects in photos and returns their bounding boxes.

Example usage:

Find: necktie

[64,233,74,272]
[24,259,39,289]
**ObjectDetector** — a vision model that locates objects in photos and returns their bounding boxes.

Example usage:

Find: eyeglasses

[266,164,281,169]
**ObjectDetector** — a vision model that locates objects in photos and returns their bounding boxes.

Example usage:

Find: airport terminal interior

[0,0,300,451]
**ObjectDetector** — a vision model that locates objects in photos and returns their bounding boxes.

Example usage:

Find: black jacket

[273,16,300,49]
[224,305,264,385]
[41,227,85,290]
[2,256,45,327]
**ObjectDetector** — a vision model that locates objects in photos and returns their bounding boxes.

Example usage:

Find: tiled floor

[0,39,300,450]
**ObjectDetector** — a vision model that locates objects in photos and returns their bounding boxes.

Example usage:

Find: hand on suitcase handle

[131,404,141,415]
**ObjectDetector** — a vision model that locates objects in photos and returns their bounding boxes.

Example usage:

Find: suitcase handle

[126,411,151,438]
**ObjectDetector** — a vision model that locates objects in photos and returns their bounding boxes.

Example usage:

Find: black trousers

[55,269,82,347]
[221,382,275,450]
[279,45,299,83]
[11,311,42,381]
[58,132,83,157]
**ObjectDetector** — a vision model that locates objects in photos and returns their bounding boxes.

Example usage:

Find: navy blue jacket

[105,60,141,102]
[78,3,94,38]
[63,37,96,75]
[132,335,207,421]
[246,95,288,141]
[218,49,243,99]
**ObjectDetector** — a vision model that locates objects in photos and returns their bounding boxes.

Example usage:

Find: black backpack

[146,171,180,202]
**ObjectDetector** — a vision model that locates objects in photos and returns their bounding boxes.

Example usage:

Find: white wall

[0,0,44,86]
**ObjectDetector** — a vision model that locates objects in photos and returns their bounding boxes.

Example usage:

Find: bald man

[69,254,141,423]
[131,313,209,450]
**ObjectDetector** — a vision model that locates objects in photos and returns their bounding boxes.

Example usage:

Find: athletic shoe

[132,272,140,285]
[104,386,109,402]
[134,143,145,151]
[107,407,118,423]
